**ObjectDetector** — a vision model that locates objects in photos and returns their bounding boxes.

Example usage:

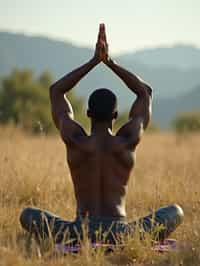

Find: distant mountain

[153,85,200,128]
[0,31,200,128]
[120,44,200,69]
[0,32,92,77]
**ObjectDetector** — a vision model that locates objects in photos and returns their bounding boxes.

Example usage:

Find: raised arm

[49,24,106,144]
[100,25,152,148]
[49,57,99,129]
[105,58,152,128]
[106,58,152,148]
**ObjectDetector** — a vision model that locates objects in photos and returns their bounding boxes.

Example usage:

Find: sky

[0,0,199,54]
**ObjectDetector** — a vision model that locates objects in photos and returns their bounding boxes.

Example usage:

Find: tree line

[0,69,199,134]
[0,69,129,134]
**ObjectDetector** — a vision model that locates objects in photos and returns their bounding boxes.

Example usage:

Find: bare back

[49,25,152,220]
[66,133,135,219]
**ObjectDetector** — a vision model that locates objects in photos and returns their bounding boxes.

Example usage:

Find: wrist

[91,56,101,65]
[104,56,115,66]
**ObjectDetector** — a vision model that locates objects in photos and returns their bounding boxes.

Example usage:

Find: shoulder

[60,118,95,153]
[116,117,144,150]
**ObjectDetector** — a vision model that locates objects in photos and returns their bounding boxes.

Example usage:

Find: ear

[87,109,91,118]
[113,111,118,120]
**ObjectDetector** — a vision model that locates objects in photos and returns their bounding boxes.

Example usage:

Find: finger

[101,24,107,43]
[103,30,107,44]
[97,34,100,43]
[97,31,101,42]
[99,23,105,40]
[96,40,103,48]
[100,23,105,31]
[97,24,102,42]
[99,24,104,36]
[104,25,108,43]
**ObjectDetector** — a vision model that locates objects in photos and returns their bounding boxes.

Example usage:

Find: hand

[94,24,109,62]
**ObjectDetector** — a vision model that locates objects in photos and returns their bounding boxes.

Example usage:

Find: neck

[91,120,113,135]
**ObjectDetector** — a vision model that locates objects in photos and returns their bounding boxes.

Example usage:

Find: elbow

[145,84,153,98]
[140,85,153,101]
[49,83,57,99]
[49,82,56,93]
[134,84,153,99]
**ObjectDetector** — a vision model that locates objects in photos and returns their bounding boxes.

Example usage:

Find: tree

[0,69,85,134]
[172,111,200,133]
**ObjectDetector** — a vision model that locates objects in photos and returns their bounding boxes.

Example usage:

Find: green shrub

[146,122,160,133]
[0,69,85,134]
[172,111,200,133]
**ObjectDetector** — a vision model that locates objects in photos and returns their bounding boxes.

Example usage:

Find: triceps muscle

[129,93,152,130]
[50,89,74,129]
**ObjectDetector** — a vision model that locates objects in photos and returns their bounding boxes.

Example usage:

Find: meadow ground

[0,126,200,265]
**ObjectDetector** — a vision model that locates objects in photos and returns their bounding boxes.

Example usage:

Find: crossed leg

[19,204,184,245]
[128,204,184,241]
[20,207,82,244]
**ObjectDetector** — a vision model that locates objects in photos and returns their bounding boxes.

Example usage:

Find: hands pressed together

[94,24,109,63]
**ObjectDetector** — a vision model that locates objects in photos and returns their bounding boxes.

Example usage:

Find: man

[20,24,183,245]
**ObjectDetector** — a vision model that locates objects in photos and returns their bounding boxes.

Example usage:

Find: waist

[76,204,126,222]
[76,215,127,224]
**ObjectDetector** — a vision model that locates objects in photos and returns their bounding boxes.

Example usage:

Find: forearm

[50,57,100,94]
[105,58,152,96]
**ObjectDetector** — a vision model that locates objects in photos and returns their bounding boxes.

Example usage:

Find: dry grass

[0,125,200,265]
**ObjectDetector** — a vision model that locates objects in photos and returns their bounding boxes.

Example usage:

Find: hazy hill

[121,44,200,69]
[153,85,200,128]
[0,32,92,77]
[0,31,200,128]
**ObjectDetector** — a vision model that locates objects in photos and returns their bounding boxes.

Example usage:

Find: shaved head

[88,88,118,122]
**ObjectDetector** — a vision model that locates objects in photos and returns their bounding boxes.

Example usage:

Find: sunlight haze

[0,0,199,54]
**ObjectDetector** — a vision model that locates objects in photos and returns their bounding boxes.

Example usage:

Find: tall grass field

[0,126,200,265]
